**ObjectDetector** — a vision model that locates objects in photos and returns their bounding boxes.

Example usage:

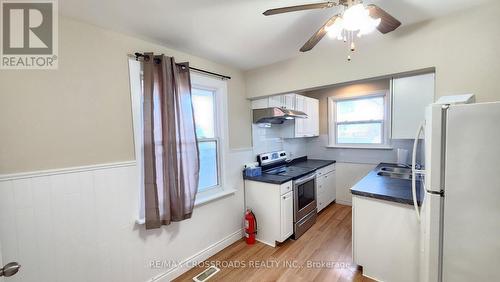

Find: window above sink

[328,91,391,149]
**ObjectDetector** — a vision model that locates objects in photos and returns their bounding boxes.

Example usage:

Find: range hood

[253,107,308,124]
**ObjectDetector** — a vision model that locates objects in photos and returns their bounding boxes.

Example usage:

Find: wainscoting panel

[0,164,139,282]
[0,147,252,282]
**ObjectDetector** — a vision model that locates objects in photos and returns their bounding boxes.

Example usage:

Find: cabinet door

[295,95,306,137]
[392,73,435,139]
[280,191,294,241]
[316,176,326,212]
[304,97,312,136]
[298,97,319,137]
[282,94,296,109]
[308,97,319,136]
[251,98,269,109]
[324,171,336,204]
[268,95,283,108]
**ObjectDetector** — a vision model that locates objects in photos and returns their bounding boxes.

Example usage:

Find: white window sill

[194,188,237,207]
[135,188,237,225]
[326,145,394,150]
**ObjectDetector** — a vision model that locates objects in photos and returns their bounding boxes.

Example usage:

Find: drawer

[316,163,335,176]
[280,181,292,195]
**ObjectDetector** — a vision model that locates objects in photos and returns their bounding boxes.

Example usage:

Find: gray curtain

[142,53,200,229]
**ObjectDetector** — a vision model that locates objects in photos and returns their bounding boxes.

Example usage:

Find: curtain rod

[134,53,231,80]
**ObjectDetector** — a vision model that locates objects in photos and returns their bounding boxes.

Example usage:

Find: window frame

[191,81,223,193]
[327,91,392,149]
[190,72,228,197]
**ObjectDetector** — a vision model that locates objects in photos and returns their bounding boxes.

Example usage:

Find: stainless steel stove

[257,151,317,239]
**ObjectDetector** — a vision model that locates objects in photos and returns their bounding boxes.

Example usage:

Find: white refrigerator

[411,101,500,282]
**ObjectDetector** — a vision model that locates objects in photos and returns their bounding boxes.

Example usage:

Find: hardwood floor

[174,203,375,282]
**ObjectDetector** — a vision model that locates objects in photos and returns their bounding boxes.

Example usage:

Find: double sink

[377,166,416,180]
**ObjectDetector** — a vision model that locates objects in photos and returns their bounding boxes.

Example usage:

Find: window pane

[337,123,382,144]
[192,88,215,138]
[336,97,384,122]
[198,141,218,192]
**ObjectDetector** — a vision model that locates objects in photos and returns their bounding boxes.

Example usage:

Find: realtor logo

[1,0,58,69]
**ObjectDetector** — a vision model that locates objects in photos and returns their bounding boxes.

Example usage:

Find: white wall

[0,149,252,282]
[0,16,253,282]
[244,2,500,104]
[0,16,252,174]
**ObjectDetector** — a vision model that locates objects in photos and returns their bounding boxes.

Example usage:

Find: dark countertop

[289,158,336,171]
[350,163,422,206]
[243,157,336,185]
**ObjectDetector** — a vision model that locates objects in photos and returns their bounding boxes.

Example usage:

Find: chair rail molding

[0,161,136,182]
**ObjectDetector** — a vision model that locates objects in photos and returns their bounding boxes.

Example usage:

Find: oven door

[293,173,317,221]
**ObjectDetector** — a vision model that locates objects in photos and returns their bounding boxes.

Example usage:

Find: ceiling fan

[263,0,401,60]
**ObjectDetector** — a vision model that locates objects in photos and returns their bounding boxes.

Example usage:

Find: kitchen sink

[377,171,412,180]
[380,167,412,174]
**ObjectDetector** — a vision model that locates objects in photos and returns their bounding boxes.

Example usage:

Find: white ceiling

[60,0,491,70]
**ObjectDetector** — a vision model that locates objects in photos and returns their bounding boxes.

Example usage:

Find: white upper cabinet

[392,73,435,139]
[307,97,319,137]
[251,93,319,138]
[294,95,306,137]
[282,94,296,109]
[251,98,269,109]
[268,95,283,108]
[297,96,319,137]
[252,93,297,110]
[284,95,319,138]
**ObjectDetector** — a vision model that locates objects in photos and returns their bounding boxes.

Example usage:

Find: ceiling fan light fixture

[264,1,400,56]
[358,17,381,36]
[342,4,367,31]
[326,17,344,38]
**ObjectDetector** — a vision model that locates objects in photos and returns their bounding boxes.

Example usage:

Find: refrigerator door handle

[412,121,425,221]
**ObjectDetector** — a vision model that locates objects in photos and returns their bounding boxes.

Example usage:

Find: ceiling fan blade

[300,15,339,52]
[263,2,337,16]
[367,4,401,34]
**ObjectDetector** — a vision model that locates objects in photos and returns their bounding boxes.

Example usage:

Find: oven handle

[294,173,317,186]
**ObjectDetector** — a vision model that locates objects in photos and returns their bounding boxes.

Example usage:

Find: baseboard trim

[151,229,243,282]
[335,199,352,206]
[256,238,276,248]
[0,160,136,182]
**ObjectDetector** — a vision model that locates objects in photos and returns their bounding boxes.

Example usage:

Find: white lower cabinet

[245,180,294,247]
[316,164,336,212]
[280,191,294,242]
[352,195,419,282]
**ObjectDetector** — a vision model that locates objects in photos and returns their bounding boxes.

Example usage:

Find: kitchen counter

[350,163,422,206]
[243,157,336,184]
[288,157,336,171]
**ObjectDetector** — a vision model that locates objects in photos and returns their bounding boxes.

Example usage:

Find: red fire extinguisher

[244,209,257,245]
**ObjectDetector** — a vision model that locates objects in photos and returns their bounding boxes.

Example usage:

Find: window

[129,60,231,221]
[189,73,228,194]
[191,88,220,192]
[328,92,390,148]
[128,58,227,195]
